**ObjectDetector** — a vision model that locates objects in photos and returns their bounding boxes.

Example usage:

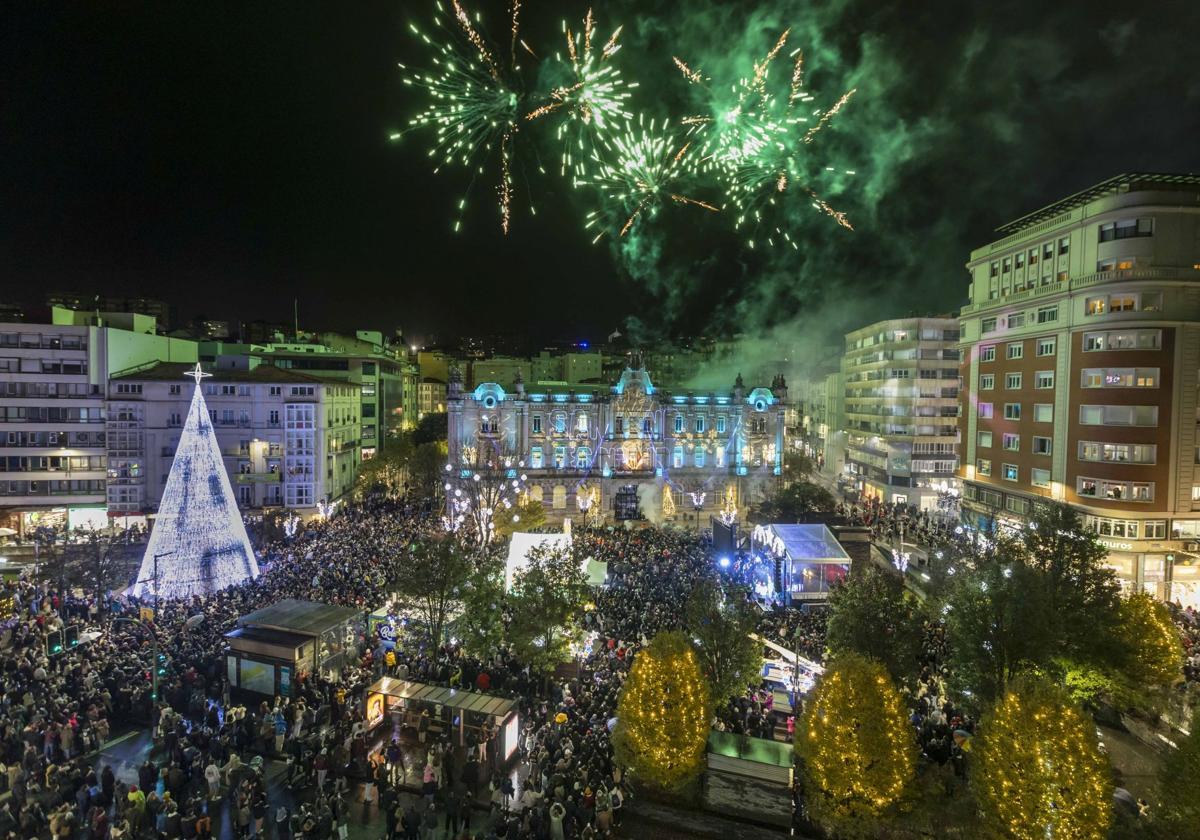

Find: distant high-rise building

[841,317,962,509]
[957,173,1200,606]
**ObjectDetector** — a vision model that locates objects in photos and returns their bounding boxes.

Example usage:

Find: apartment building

[0,308,195,535]
[957,173,1200,606]
[841,318,962,510]
[107,363,360,515]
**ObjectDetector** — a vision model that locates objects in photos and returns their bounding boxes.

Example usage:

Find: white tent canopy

[504,531,606,590]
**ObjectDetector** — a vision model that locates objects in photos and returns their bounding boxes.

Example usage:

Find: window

[576,414,589,434]
[1098,217,1153,242]
[716,416,726,434]
[1031,468,1051,488]
[1086,297,1107,316]
[1043,243,1054,261]
[1058,236,1069,255]
[1081,368,1159,388]
[1028,247,1039,266]
[980,345,996,363]
[169,384,181,395]
[530,446,543,468]
[1140,292,1162,312]
[1006,312,1026,328]
[1015,252,1025,269]
[554,414,566,433]
[1033,403,1053,423]
[1087,293,1160,315]
[1034,371,1054,389]
[1006,342,1023,360]
[1036,338,1056,357]
[1002,257,1012,273]
[1004,403,1021,420]
[694,416,705,434]
[553,446,566,469]
[269,386,282,396]
[980,374,995,390]
[1077,442,1156,464]
[978,403,993,419]
[694,449,705,467]
[981,317,997,334]
[989,261,999,277]
[268,409,280,426]
[673,446,684,468]
[976,458,992,476]
[1003,464,1018,482]
[1006,495,1029,514]
[978,431,993,448]
[1032,436,1052,455]
[1082,329,1161,351]
[576,447,590,469]
[1002,433,1020,451]
[1005,373,1022,389]
[1078,405,1158,426]
[532,414,542,434]
[674,414,684,433]
[1077,477,1154,502]
[1110,295,1136,312]
[1036,306,1058,324]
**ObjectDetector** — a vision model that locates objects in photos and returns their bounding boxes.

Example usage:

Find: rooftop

[995,172,1200,236]
[236,599,363,635]
[753,523,852,563]
[365,677,518,719]
[112,361,357,387]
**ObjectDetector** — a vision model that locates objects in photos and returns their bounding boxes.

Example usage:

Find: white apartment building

[107,363,361,515]
[841,317,962,510]
[0,308,195,535]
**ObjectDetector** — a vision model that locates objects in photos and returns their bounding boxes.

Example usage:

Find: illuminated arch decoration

[472,382,507,409]
[746,387,776,413]
[132,364,259,601]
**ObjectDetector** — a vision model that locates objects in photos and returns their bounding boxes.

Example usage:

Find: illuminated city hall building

[446,360,790,524]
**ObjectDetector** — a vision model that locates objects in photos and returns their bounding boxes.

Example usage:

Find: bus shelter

[364,677,521,763]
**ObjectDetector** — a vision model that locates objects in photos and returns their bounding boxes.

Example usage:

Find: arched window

[674,414,684,433]
[552,485,567,509]
[576,447,591,468]
[576,413,588,434]
[529,485,544,502]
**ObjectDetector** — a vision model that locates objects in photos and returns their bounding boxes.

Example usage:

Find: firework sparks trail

[674,29,857,242]
[804,88,856,143]
[399,0,530,233]
[525,9,637,178]
[581,115,717,241]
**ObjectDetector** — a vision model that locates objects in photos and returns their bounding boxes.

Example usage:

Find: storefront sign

[377,622,398,643]
[1098,539,1135,551]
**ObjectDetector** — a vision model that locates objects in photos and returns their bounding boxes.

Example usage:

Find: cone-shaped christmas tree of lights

[132,364,259,600]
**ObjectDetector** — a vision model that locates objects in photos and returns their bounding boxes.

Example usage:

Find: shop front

[363,677,520,762]
[1097,537,1199,608]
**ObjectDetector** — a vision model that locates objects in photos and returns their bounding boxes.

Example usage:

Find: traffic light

[65,624,79,648]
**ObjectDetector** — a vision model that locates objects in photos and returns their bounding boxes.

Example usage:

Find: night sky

[3,0,1198,352]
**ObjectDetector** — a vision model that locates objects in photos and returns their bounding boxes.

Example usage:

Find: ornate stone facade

[446,363,789,524]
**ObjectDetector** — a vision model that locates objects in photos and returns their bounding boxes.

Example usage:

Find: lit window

[1003,464,1018,482]
[1006,342,1023,360]
[530,447,543,468]
[978,403,994,419]
[1002,433,1019,451]
[977,459,992,477]
[716,416,726,434]
[1031,468,1051,488]
[674,414,684,433]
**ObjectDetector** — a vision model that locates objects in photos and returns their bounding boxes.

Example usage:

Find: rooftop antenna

[293,298,299,341]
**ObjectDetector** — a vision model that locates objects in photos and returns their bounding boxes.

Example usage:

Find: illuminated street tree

[795,653,915,838]
[684,579,761,704]
[493,496,546,539]
[444,442,528,546]
[613,631,711,792]
[1115,592,1183,688]
[973,676,1112,840]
